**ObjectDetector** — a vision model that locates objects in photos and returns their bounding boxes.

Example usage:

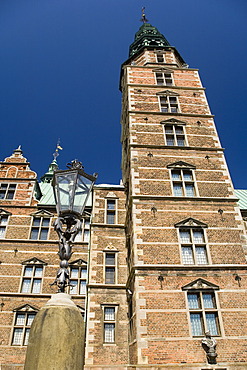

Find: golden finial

[53,139,63,160]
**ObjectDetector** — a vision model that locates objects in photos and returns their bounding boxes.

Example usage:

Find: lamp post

[24,159,97,370]
[51,159,97,292]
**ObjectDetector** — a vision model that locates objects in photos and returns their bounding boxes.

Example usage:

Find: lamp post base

[24,293,85,370]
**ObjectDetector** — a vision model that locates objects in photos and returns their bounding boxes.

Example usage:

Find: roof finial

[53,139,63,161]
[140,7,148,23]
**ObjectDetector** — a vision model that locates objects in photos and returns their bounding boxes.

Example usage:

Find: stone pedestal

[24,293,85,370]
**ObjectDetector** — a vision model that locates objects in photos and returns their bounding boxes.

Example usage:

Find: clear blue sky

[0,0,246,187]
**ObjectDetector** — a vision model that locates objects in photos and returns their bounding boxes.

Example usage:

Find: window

[106,199,116,224]
[155,72,173,86]
[74,217,90,242]
[171,169,195,197]
[21,265,43,293]
[12,310,36,346]
[164,125,185,146]
[103,306,116,343]
[160,96,179,113]
[156,53,165,63]
[105,252,116,284]
[188,292,220,337]
[30,216,50,240]
[0,183,16,200]
[180,229,208,265]
[70,265,87,295]
[0,214,8,238]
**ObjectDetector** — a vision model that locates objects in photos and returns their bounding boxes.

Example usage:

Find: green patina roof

[129,22,170,58]
[235,189,247,210]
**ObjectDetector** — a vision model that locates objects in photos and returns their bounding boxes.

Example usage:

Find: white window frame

[170,168,197,197]
[104,251,118,284]
[178,228,210,265]
[102,305,118,344]
[155,72,173,86]
[159,95,179,113]
[20,261,45,294]
[163,124,186,146]
[0,183,16,200]
[187,291,221,337]
[30,216,51,240]
[105,198,118,224]
[11,307,37,346]
[69,263,87,295]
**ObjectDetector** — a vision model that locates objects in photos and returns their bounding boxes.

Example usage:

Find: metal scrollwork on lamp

[51,159,97,292]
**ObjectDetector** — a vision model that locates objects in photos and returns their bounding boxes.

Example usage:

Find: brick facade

[0,22,247,370]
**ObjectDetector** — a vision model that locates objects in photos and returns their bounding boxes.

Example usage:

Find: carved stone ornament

[201,331,217,364]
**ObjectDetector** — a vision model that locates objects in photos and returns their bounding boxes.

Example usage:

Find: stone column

[24,293,85,370]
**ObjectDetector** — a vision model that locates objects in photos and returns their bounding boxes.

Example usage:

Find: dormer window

[0,183,16,200]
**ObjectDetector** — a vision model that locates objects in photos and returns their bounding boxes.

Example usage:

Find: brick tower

[119,19,247,369]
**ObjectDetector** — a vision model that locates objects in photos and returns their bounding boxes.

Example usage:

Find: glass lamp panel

[55,172,77,213]
[73,174,92,215]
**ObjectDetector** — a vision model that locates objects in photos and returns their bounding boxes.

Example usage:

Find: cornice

[128,111,214,118]
[131,195,239,202]
[123,64,199,72]
[130,144,224,152]
[128,84,205,91]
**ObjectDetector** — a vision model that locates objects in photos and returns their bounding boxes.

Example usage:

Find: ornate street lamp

[51,159,97,292]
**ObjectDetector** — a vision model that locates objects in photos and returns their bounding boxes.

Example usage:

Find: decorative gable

[167,161,196,169]
[160,118,187,126]
[22,257,47,265]
[31,209,53,217]
[103,242,119,252]
[70,259,87,266]
[0,209,12,216]
[156,90,179,96]
[182,278,219,291]
[105,192,118,199]
[152,67,174,73]
[13,304,39,312]
[175,217,208,229]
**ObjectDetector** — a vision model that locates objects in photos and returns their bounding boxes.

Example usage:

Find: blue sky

[0,0,246,187]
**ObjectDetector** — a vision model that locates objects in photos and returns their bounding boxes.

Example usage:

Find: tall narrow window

[103,306,116,343]
[171,169,195,197]
[160,96,179,113]
[21,265,43,293]
[0,214,8,238]
[74,217,90,242]
[156,53,165,63]
[0,183,16,200]
[164,125,185,146]
[106,199,116,224]
[12,310,36,346]
[188,292,220,336]
[155,72,173,86]
[105,252,116,284]
[30,216,50,240]
[70,265,87,295]
[180,229,208,265]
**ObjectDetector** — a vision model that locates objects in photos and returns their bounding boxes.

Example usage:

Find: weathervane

[140,7,148,23]
[53,139,63,160]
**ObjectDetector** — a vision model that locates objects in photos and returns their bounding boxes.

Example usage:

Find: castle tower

[120,20,247,369]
